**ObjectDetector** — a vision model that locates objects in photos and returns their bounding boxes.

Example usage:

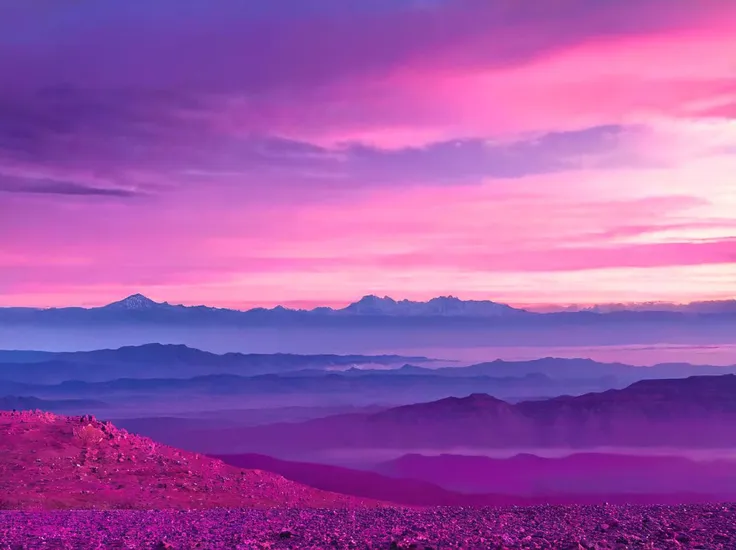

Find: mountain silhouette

[179,375,736,454]
[2,294,735,331]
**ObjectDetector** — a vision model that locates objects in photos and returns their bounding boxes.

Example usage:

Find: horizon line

[2,292,735,312]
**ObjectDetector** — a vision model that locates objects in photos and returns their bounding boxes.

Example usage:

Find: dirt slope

[0,410,379,510]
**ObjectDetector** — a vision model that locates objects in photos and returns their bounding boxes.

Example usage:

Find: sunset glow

[1,0,735,308]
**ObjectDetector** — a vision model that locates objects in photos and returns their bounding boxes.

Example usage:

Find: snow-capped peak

[341,295,399,315]
[103,294,161,310]
[339,295,525,317]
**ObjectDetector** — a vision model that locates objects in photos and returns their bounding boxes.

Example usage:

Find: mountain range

[564,300,736,314]
[213,452,736,506]
[357,357,736,381]
[1,293,526,319]
[372,453,736,497]
[2,294,735,326]
[152,374,736,455]
[3,344,736,414]
[0,343,432,383]
[0,370,616,413]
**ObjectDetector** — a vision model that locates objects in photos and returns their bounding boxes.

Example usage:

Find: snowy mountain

[102,294,168,311]
[337,295,526,317]
[89,294,528,318]
[2,294,735,329]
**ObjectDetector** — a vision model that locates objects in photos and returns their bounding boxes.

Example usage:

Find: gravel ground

[1,504,735,549]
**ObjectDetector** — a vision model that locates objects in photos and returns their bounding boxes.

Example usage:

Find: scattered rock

[0,411,373,510]
[0,505,733,549]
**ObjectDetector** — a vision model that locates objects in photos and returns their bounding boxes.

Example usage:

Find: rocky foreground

[0,411,373,509]
[1,505,735,549]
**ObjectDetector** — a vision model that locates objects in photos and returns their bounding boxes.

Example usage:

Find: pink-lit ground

[0,411,375,510]
[1,505,735,549]
[2,411,736,548]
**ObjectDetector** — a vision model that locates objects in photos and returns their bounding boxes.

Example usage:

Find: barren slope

[0,411,377,510]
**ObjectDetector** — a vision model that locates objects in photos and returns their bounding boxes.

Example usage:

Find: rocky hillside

[0,411,377,510]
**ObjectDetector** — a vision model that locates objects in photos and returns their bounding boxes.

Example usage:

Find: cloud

[0,176,140,198]
[341,126,644,184]
[0,0,733,161]
[0,1,731,204]
[4,0,714,93]
[0,0,734,307]
[0,93,653,196]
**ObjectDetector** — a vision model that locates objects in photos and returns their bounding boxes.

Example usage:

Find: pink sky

[0,0,735,309]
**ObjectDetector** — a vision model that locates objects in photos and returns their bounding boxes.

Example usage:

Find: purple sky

[1,0,735,309]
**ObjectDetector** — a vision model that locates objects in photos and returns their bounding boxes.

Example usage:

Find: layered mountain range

[2,344,736,417]
[156,374,736,455]
[3,344,736,417]
[0,343,431,383]
[214,452,736,506]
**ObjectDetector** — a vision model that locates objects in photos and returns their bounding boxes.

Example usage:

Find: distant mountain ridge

[181,374,736,454]
[0,342,427,364]
[0,368,617,410]
[373,452,736,498]
[3,294,735,327]
[102,293,163,310]
[0,343,434,384]
[348,357,736,381]
[558,300,736,314]
[3,293,529,317]
[3,346,736,410]
[338,295,524,317]
[213,453,736,506]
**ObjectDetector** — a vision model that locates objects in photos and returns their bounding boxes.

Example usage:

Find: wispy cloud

[0,177,140,198]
